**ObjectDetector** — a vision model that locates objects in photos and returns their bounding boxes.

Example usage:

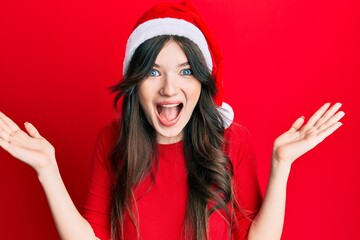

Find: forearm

[38,167,99,240]
[248,160,291,240]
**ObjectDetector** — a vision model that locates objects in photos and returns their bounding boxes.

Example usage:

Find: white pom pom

[217,102,234,128]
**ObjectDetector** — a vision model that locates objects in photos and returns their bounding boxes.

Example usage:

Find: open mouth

[156,103,183,125]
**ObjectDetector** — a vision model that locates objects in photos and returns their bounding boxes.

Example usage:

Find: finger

[317,122,343,142]
[289,116,305,132]
[0,118,12,133]
[0,112,21,132]
[0,122,28,143]
[24,122,42,138]
[0,138,10,151]
[0,137,23,152]
[0,129,10,141]
[0,139,39,166]
[8,131,30,147]
[318,111,345,131]
[315,102,342,127]
[302,103,331,130]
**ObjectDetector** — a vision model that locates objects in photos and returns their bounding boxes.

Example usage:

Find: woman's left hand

[272,102,345,166]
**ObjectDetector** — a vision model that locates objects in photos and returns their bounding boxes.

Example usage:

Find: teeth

[160,104,180,108]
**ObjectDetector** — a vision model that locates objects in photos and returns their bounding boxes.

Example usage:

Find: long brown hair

[110,35,235,240]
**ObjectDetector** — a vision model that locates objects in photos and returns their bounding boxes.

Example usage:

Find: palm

[273,103,344,165]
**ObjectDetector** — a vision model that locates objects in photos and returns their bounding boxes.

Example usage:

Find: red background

[0,0,359,239]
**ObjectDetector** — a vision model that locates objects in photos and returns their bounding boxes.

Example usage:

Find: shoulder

[223,122,255,167]
[95,120,120,150]
[92,120,120,167]
[224,122,252,149]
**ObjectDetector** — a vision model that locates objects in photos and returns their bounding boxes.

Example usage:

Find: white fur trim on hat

[123,17,213,75]
[217,102,234,128]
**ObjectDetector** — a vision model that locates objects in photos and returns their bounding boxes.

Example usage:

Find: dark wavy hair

[110,35,235,240]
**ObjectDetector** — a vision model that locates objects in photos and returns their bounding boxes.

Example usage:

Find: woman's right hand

[0,111,58,176]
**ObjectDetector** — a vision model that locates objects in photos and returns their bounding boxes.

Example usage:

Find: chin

[155,126,185,144]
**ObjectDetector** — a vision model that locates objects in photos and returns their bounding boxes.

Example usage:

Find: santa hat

[123,0,234,128]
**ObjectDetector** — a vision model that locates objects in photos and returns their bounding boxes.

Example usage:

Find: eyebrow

[153,62,190,68]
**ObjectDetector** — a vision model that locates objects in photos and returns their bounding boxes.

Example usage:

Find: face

[138,40,202,144]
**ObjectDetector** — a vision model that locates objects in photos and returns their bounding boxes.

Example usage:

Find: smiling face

[138,40,201,144]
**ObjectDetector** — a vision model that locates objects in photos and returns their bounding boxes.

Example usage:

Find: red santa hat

[123,0,234,127]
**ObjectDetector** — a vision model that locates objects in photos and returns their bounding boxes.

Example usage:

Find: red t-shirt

[83,122,262,240]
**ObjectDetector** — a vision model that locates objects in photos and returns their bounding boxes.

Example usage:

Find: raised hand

[273,103,345,166]
[0,112,57,175]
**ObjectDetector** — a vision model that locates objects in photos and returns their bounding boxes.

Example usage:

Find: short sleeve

[82,122,119,240]
[224,123,263,239]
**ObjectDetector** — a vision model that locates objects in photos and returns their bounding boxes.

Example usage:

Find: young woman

[0,1,344,240]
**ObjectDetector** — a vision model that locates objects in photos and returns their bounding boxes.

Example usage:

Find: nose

[159,74,179,97]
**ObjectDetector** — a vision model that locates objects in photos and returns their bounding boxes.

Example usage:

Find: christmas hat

[123,0,234,127]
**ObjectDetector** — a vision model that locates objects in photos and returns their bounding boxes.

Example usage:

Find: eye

[180,68,193,76]
[149,69,160,77]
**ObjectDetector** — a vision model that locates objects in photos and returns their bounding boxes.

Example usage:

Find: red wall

[0,0,358,239]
